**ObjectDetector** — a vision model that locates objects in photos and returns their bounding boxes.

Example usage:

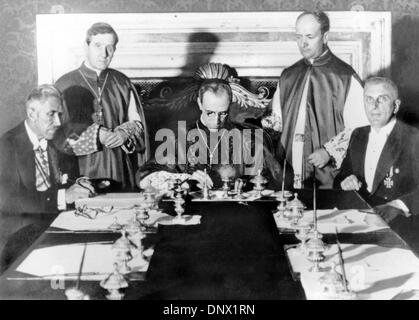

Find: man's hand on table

[65,181,94,204]
[341,174,362,191]
[373,204,405,224]
[190,170,214,189]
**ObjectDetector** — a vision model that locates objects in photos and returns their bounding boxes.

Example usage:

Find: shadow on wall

[142,31,220,155]
[179,31,220,77]
[393,16,419,128]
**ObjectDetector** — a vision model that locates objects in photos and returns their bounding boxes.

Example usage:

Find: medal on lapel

[384,166,394,189]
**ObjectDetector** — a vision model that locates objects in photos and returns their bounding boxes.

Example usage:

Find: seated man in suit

[136,78,281,192]
[334,77,419,228]
[0,84,94,272]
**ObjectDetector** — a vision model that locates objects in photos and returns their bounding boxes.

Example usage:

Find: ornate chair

[133,62,278,153]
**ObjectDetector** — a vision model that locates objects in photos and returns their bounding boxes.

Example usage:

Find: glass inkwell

[250,169,267,197]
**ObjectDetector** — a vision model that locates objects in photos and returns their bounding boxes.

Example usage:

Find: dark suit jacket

[0,122,69,273]
[334,120,419,214]
[0,122,63,214]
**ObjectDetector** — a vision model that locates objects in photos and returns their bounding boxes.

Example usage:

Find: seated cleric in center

[135,78,281,193]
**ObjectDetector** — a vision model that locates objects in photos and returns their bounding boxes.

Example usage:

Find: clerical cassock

[54,63,149,190]
[136,118,281,191]
[272,48,368,189]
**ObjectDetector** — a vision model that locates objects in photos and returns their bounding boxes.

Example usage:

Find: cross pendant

[92,99,104,125]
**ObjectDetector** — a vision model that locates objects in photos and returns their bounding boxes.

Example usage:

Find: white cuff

[388,199,411,217]
[140,171,191,192]
[57,188,67,211]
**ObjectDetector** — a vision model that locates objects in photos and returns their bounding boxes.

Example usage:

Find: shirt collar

[198,114,231,133]
[304,47,333,67]
[80,61,106,79]
[24,120,47,151]
[307,48,330,65]
[370,118,397,138]
[199,115,213,132]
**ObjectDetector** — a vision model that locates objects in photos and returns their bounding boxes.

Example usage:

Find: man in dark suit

[334,77,419,249]
[0,84,93,272]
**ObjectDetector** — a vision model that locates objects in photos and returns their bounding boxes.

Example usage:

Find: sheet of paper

[14,243,153,281]
[51,207,201,231]
[190,189,281,202]
[75,193,145,208]
[286,243,419,300]
[275,208,389,233]
[51,208,170,231]
[157,214,201,225]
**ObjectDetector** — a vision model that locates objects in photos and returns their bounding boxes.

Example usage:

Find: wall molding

[36,11,391,82]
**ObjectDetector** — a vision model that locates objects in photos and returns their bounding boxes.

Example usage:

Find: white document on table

[74,193,145,208]
[287,244,419,300]
[50,208,170,231]
[51,209,201,231]
[190,189,282,202]
[14,243,154,281]
[275,208,389,233]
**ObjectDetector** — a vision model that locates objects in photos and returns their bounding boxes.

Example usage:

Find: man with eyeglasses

[267,10,368,189]
[136,78,269,192]
[53,22,149,191]
[334,77,419,228]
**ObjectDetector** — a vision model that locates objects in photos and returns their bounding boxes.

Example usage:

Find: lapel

[351,126,370,177]
[14,123,36,191]
[371,121,402,194]
[47,142,60,187]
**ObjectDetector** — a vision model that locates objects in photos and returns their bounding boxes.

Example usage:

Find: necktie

[34,142,51,191]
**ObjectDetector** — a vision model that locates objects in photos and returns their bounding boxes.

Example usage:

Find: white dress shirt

[25,120,48,152]
[364,118,396,193]
[364,119,409,214]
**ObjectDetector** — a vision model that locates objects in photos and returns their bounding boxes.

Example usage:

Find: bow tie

[35,139,48,151]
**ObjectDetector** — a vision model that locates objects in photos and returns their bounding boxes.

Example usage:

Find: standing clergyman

[269,10,368,188]
[54,22,149,190]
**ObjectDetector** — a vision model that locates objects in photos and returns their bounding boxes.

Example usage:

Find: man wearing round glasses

[335,77,419,231]
[137,79,269,192]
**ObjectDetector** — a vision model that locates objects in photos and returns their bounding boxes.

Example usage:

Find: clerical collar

[304,47,332,67]
[24,120,47,151]
[197,115,231,133]
[80,62,108,79]
[370,118,397,136]
[199,115,219,133]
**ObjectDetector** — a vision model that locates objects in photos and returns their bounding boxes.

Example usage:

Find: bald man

[269,10,368,189]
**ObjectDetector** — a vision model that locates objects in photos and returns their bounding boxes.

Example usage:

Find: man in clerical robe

[136,79,279,192]
[267,10,368,189]
[334,77,419,250]
[54,22,149,191]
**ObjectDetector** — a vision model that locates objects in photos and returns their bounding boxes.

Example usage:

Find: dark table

[0,190,410,300]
